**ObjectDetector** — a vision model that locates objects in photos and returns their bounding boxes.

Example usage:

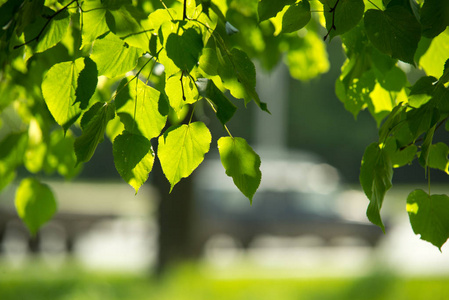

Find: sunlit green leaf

[219,48,268,112]
[115,77,168,140]
[286,31,329,81]
[15,178,57,235]
[42,57,97,131]
[90,32,141,78]
[407,189,449,250]
[257,0,295,22]
[198,47,218,76]
[74,102,116,164]
[419,30,449,78]
[24,119,46,174]
[360,143,393,231]
[23,6,70,56]
[113,131,154,193]
[218,137,261,203]
[81,0,109,48]
[106,4,151,51]
[165,71,199,115]
[158,121,211,191]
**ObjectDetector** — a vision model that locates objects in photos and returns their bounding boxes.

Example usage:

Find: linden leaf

[217,137,261,203]
[364,5,421,64]
[407,189,449,250]
[113,131,154,193]
[115,77,168,140]
[158,122,211,191]
[360,143,393,232]
[90,32,141,78]
[15,178,57,235]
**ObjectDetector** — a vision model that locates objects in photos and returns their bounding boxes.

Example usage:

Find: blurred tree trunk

[152,154,196,275]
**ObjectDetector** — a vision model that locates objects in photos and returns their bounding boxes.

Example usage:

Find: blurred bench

[0,180,154,253]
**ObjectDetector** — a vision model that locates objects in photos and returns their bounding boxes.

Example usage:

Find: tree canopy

[1,0,449,249]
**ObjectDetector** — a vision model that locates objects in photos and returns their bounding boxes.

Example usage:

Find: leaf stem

[205,98,233,138]
[183,0,187,20]
[180,71,186,101]
[14,0,77,49]
[110,57,154,103]
[367,0,382,10]
[159,0,175,21]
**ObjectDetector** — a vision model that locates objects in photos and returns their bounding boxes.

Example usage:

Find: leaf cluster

[1,0,449,250]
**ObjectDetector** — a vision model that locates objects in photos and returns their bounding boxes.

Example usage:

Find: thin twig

[323,0,340,41]
[180,71,186,101]
[14,0,77,49]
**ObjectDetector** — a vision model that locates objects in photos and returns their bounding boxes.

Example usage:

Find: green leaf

[257,0,295,22]
[81,0,109,48]
[24,119,47,174]
[105,4,151,51]
[418,125,435,169]
[0,0,25,29]
[364,5,421,64]
[0,131,28,167]
[165,27,204,72]
[428,142,449,174]
[198,47,219,76]
[407,189,449,250]
[75,57,98,110]
[336,65,376,118]
[409,76,438,96]
[46,129,81,179]
[418,31,449,78]
[157,121,211,191]
[204,79,237,125]
[367,83,406,126]
[115,77,168,140]
[0,132,28,191]
[378,66,407,92]
[219,48,268,112]
[406,103,440,139]
[281,1,311,34]
[165,71,199,115]
[90,32,141,78]
[420,0,449,38]
[113,131,154,193]
[15,178,57,235]
[286,31,330,81]
[23,6,70,56]
[360,143,393,232]
[321,0,365,40]
[440,59,449,85]
[74,102,116,164]
[42,57,97,130]
[217,137,261,203]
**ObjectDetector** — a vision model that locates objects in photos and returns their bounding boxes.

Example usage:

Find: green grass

[0,260,449,300]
